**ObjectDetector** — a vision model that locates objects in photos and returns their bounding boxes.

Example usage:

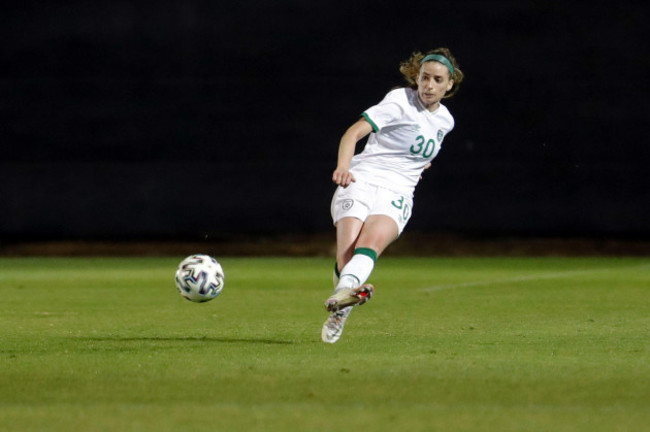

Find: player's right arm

[332,118,373,187]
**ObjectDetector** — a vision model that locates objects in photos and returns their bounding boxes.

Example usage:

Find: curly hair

[399,48,464,98]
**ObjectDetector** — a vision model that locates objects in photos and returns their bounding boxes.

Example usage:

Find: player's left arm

[332,119,373,187]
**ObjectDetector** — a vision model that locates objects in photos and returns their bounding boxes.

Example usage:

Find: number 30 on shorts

[391,196,412,221]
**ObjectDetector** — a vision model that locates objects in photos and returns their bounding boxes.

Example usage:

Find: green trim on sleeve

[361,112,379,132]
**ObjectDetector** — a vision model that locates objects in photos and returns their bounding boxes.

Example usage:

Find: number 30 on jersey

[410,135,436,159]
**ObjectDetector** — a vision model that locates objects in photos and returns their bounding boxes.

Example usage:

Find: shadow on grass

[76,336,294,345]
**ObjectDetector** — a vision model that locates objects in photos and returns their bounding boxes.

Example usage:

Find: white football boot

[321,306,353,344]
[324,284,374,312]
[321,284,375,343]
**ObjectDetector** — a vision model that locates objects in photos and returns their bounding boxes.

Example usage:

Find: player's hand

[332,169,356,187]
[419,162,432,180]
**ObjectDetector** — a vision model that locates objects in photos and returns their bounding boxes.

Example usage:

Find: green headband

[420,54,454,76]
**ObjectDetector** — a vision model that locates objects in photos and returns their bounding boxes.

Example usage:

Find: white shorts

[330,181,414,235]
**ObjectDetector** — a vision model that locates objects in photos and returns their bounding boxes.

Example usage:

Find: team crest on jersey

[437,129,444,142]
[342,199,354,210]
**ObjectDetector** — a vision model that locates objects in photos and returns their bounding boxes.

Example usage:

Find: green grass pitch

[0,256,648,431]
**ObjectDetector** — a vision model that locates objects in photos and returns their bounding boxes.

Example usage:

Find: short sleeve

[361,91,405,132]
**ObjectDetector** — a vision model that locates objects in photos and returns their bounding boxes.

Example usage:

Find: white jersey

[349,87,455,197]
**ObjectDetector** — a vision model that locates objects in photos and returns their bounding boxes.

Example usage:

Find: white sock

[335,248,377,291]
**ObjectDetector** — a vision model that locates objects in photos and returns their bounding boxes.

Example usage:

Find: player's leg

[326,217,375,312]
[355,214,400,257]
[339,189,412,286]
[322,216,400,342]
[337,215,399,289]
[326,215,398,312]
[339,187,409,289]
[322,217,363,343]
[323,189,409,342]
[329,181,369,287]
[335,216,364,279]
[323,183,379,343]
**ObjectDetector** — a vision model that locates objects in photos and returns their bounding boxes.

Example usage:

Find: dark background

[1,0,649,243]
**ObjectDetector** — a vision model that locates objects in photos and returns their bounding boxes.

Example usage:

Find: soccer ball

[175,254,225,302]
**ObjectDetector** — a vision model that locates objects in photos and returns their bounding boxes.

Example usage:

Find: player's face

[416,61,454,111]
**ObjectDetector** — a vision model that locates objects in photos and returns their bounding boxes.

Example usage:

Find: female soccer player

[322,48,464,343]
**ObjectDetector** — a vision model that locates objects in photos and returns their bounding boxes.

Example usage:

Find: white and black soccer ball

[175,254,225,303]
